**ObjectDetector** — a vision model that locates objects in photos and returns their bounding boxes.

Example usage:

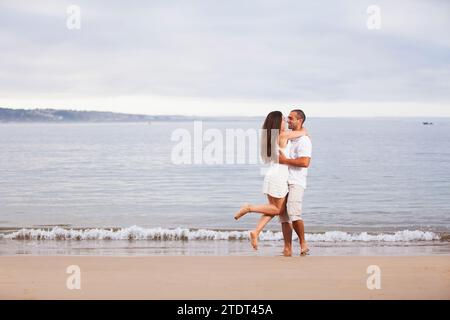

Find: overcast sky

[1,0,449,116]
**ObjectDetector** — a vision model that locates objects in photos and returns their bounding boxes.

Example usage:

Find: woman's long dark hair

[261,111,283,163]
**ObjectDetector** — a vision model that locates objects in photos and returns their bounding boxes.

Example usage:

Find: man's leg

[292,219,308,254]
[287,184,308,255]
[281,222,293,256]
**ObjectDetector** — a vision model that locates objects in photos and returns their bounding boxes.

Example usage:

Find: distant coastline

[1,108,446,123]
[0,107,263,122]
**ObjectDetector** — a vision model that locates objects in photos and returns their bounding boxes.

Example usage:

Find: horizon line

[1,106,449,118]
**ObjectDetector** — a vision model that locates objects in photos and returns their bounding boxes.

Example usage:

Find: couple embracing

[234,109,312,257]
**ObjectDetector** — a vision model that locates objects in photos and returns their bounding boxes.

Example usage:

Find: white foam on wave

[0,226,441,242]
[306,230,440,242]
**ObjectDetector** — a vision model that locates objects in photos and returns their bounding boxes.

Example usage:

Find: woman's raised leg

[234,195,285,220]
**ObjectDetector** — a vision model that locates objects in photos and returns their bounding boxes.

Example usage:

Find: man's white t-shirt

[288,136,312,189]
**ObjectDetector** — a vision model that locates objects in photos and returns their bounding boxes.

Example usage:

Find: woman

[234,111,308,250]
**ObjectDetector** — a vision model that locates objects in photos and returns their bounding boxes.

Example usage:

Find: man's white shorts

[279,184,304,223]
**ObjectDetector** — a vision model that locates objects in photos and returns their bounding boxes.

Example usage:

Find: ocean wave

[0,226,442,242]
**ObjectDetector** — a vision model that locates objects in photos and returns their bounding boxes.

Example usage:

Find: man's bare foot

[234,204,250,220]
[282,248,292,257]
[249,231,258,250]
[300,242,310,256]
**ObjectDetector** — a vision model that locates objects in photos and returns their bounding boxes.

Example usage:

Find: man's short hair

[291,109,306,124]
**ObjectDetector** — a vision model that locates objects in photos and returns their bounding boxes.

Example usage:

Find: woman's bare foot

[234,204,251,220]
[249,231,258,250]
[282,248,292,257]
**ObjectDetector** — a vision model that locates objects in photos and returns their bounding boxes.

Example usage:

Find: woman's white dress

[262,142,290,198]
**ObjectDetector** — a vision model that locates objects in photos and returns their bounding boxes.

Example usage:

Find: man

[278,109,312,256]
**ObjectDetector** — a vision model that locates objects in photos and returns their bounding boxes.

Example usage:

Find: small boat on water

[422,122,433,125]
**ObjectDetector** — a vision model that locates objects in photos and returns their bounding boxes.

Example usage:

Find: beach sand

[0,256,449,300]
